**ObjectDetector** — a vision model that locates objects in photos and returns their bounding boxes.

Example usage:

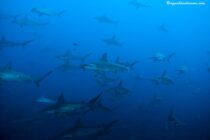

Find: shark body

[50,119,118,140]
[12,16,48,27]
[94,14,118,24]
[42,92,111,116]
[105,80,131,96]
[150,71,174,85]
[82,53,130,73]
[0,64,52,87]
[0,36,33,50]
[31,8,66,17]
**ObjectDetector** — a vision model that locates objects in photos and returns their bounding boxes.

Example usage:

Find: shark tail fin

[103,119,118,133]
[73,118,83,129]
[88,91,103,105]
[3,61,13,71]
[118,80,123,87]
[166,52,176,62]
[87,92,104,112]
[22,40,34,48]
[100,53,108,62]
[91,119,118,140]
[115,57,120,64]
[81,53,92,63]
[129,60,139,69]
[34,70,53,87]
[57,10,66,17]
[56,92,65,105]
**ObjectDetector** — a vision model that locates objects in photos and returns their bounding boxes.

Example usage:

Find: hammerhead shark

[0,63,52,87]
[31,8,66,17]
[0,36,33,50]
[129,0,151,9]
[42,92,111,116]
[12,15,48,27]
[94,14,118,24]
[82,53,130,73]
[103,35,122,47]
[50,119,118,140]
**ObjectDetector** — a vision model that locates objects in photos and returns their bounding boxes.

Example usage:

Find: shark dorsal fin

[73,118,83,129]
[118,80,123,87]
[100,53,108,62]
[56,92,65,105]
[3,61,12,71]
[115,57,120,64]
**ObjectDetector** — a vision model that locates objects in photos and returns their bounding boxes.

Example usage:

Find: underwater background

[0,0,210,140]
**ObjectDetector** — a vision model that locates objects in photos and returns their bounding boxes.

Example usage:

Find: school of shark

[0,0,210,140]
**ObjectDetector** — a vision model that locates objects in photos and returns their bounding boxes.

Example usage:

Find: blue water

[0,0,210,140]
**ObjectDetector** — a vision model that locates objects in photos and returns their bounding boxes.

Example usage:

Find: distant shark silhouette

[94,14,118,24]
[103,35,122,47]
[12,15,48,27]
[31,8,66,17]
[129,0,151,9]
[0,36,33,50]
